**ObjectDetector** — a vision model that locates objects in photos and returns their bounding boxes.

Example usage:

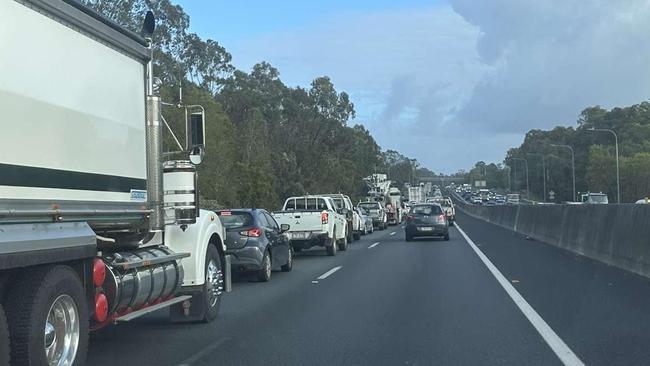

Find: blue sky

[176,0,650,174]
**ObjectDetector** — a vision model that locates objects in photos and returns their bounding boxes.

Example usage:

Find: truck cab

[580,192,609,204]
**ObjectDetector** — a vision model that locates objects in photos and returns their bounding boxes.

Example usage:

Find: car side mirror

[340,208,349,215]
[280,223,290,233]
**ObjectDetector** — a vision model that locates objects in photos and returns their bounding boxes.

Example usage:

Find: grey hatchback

[404,204,449,241]
[216,209,293,282]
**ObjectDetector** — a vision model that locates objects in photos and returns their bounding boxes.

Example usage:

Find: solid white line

[368,242,380,249]
[390,231,396,236]
[317,266,343,280]
[454,223,584,366]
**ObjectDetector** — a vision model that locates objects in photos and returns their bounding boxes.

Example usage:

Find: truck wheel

[202,245,224,322]
[326,236,337,256]
[281,247,293,272]
[257,250,272,282]
[444,233,450,241]
[5,265,89,366]
[347,226,354,243]
[354,231,361,240]
[0,304,9,366]
[338,235,348,251]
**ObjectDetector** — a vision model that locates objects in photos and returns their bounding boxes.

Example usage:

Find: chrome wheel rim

[44,294,80,366]
[287,248,293,268]
[206,259,223,307]
[264,254,271,277]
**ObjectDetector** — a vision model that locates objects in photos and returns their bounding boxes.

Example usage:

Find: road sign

[549,190,555,201]
[474,180,486,188]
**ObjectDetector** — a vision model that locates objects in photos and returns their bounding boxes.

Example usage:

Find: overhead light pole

[509,157,529,199]
[527,153,546,202]
[551,144,576,202]
[587,128,620,203]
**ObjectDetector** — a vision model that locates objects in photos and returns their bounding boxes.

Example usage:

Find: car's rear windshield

[358,202,379,210]
[217,211,253,228]
[284,198,329,210]
[411,205,443,215]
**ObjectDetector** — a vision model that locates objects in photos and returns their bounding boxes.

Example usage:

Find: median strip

[455,223,584,366]
[317,266,342,280]
[368,242,380,249]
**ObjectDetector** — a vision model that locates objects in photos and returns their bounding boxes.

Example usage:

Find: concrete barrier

[451,192,650,278]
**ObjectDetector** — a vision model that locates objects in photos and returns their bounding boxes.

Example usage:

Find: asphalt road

[86,211,650,366]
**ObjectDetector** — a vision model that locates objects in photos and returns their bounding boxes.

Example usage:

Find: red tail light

[321,211,329,224]
[240,227,262,237]
[93,258,106,287]
[436,214,446,224]
[94,293,108,322]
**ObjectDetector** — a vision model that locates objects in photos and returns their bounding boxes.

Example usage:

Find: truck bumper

[291,233,330,250]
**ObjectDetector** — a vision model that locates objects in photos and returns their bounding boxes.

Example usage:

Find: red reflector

[94,293,108,323]
[93,258,106,287]
[240,227,262,237]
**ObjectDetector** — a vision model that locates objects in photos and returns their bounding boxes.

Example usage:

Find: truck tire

[444,233,450,241]
[353,232,361,240]
[202,245,224,322]
[347,225,354,243]
[326,235,337,256]
[338,235,348,251]
[0,304,9,366]
[257,249,272,282]
[5,265,89,366]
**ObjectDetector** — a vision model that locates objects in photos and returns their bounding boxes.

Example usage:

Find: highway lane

[456,209,650,365]
[87,221,565,366]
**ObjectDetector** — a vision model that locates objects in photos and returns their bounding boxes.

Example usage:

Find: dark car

[216,209,293,282]
[404,204,449,241]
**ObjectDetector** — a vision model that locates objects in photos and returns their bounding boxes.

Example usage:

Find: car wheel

[405,233,412,242]
[444,233,450,241]
[257,250,272,282]
[202,245,224,322]
[5,265,89,366]
[281,247,293,272]
[338,234,348,251]
[353,232,361,240]
[326,235,337,256]
[0,304,10,366]
[347,227,354,243]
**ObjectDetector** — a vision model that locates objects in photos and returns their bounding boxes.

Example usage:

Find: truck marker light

[93,258,106,287]
[95,293,108,323]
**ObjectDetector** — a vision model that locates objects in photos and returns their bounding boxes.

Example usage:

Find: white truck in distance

[0,2,227,365]
[273,196,347,256]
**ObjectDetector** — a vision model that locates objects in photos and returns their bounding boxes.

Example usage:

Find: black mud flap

[169,285,205,323]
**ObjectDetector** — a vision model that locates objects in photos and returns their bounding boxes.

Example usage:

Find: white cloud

[229,1,650,173]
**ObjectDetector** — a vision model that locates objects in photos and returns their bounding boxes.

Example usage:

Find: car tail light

[321,211,329,224]
[436,214,446,224]
[93,258,106,287]
[240,227,262,237]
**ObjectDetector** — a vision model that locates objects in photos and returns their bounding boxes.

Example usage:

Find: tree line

[466,102,650,203]
[82,0,433,209]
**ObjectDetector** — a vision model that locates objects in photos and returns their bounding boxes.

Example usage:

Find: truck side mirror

[280,224,290,233]
[189,112,205,148]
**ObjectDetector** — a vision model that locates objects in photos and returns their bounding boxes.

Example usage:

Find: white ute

[273,196,347,256]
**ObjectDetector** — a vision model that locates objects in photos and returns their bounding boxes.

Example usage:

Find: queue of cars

[456,186,515,205]
[218,193,399,281]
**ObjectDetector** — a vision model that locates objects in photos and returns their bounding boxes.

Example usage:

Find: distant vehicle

[322,194,356,243]
[471,196,482,204]
[495,196,506,204]
[506,193,520,204]
[404,204,449,241]
[356,207,374,235]
[358,201,388,230]
[478,189,490,202]
[386,187,404,225]
[579,192,609,204]
[273,196,348,256]
[426,197,455,225]
[636,198,650,204]
[216,209,292,282]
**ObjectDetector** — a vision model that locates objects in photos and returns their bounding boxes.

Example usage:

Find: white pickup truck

[273,196,348,256]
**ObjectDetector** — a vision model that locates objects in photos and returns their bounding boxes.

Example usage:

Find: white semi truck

[0,1,228,365]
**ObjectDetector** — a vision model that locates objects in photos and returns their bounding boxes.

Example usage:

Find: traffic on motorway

[4,1,650,365]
